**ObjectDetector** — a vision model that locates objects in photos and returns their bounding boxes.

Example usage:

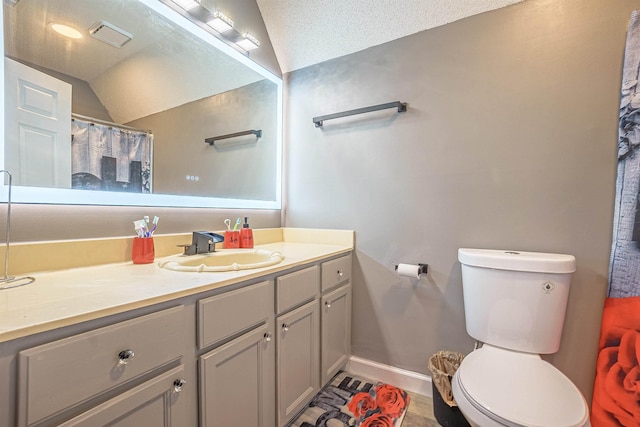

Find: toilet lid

[456,346,587,427]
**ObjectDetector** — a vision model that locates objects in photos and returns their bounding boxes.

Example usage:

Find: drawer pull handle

[325,301,332,309]
[282,323,290,332]
[173,378,187,393]
[264,332,272,342]
[118,349,135,365]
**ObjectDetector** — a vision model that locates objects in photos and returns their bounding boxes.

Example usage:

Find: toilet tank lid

[458,248,576,273]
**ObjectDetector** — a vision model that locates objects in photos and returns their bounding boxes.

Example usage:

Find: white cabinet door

[4,57,72,187]
[200,323,275,427]
[277,300,320,426]
[321,284,352,384]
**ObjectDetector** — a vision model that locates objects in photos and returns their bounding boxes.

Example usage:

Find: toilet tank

[458,248,576,354]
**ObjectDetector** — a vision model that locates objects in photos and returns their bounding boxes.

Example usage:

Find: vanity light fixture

[236,33,260,51]
[50,22,83,39]
[206,11,234,33]
[173,0,201,11]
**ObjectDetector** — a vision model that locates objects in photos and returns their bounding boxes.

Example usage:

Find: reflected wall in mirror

[2,0,282,208]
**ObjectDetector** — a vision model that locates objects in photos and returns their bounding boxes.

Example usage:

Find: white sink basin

[158,249,285,272]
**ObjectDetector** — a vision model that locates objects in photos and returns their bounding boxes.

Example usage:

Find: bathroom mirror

[1,0,282,209]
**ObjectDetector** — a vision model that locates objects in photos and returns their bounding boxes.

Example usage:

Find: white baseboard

[345,356,433,397]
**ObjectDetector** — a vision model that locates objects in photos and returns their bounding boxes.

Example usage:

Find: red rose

[347,391,378,419]
[374,384,410,418]
[360,413,394,427]
[592,297,640,426]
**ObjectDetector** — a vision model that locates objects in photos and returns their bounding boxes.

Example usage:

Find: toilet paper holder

[395,263,429,276]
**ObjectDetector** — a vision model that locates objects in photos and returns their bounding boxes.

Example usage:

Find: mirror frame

[0,0,283,209]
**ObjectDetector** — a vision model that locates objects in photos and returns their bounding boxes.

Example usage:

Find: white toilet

[452,248,591,427]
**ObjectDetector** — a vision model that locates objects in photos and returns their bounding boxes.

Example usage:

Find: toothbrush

[232,217,241,231]
[133,219,145,238]
[150,216,159,236]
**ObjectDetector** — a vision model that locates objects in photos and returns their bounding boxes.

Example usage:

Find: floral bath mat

[287,371,410,427]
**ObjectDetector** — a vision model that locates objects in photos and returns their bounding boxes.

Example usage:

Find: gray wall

[283,0,636,402]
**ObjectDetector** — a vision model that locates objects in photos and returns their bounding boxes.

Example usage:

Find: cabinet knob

[173,378,187,393]
[282,323,290,332]
[118,349,135,365]
[264,332,272,342]
[325,301,332,309]
[337,270,344,278]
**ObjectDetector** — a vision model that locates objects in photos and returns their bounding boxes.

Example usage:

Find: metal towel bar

[312,101,407,128]
[205,129,262,145]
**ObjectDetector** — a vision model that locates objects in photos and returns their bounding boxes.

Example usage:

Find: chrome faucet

[180,231,224,255]
[0,170,35,289]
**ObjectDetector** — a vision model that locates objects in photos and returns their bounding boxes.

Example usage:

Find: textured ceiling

[257,0,526,73]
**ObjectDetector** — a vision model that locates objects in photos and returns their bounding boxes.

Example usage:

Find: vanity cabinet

[275,266,320,426]
[5,248,353,427]
[320,254,352,384]
[198,281,275,427]
[16,305,189,427]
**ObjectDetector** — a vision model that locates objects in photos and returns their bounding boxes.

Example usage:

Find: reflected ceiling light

[173,0,201,11]
[206,11,233,33]
[49,23,83,39]
[236,33,260,51]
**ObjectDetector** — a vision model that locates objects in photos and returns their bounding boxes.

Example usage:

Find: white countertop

[0,241,352,343]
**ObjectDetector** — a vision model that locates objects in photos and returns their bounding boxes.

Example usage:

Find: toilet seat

[455,345,589,427]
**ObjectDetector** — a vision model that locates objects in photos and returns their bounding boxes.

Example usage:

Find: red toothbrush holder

[224,230,240,248]
[132,237,155,264]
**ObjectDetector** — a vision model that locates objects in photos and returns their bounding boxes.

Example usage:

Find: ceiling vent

[89,21,133,48]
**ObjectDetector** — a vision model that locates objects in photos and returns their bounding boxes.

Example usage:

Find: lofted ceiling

[256,0,527,73]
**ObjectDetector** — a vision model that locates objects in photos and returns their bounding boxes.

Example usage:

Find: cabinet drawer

[276,266,319,314]
[321,254,352,292]
[18,305,186,427]
[198,280,273,349]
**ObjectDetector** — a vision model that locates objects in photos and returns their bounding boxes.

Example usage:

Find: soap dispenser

[239,217,254,248]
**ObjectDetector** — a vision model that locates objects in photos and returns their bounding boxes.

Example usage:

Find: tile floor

[401,391,441,427]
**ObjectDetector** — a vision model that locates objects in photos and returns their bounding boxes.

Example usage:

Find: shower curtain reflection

[71,118,152,193]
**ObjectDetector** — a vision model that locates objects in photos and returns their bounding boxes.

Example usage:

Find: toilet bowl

[454,249,591,427]
[451,345,590,427]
